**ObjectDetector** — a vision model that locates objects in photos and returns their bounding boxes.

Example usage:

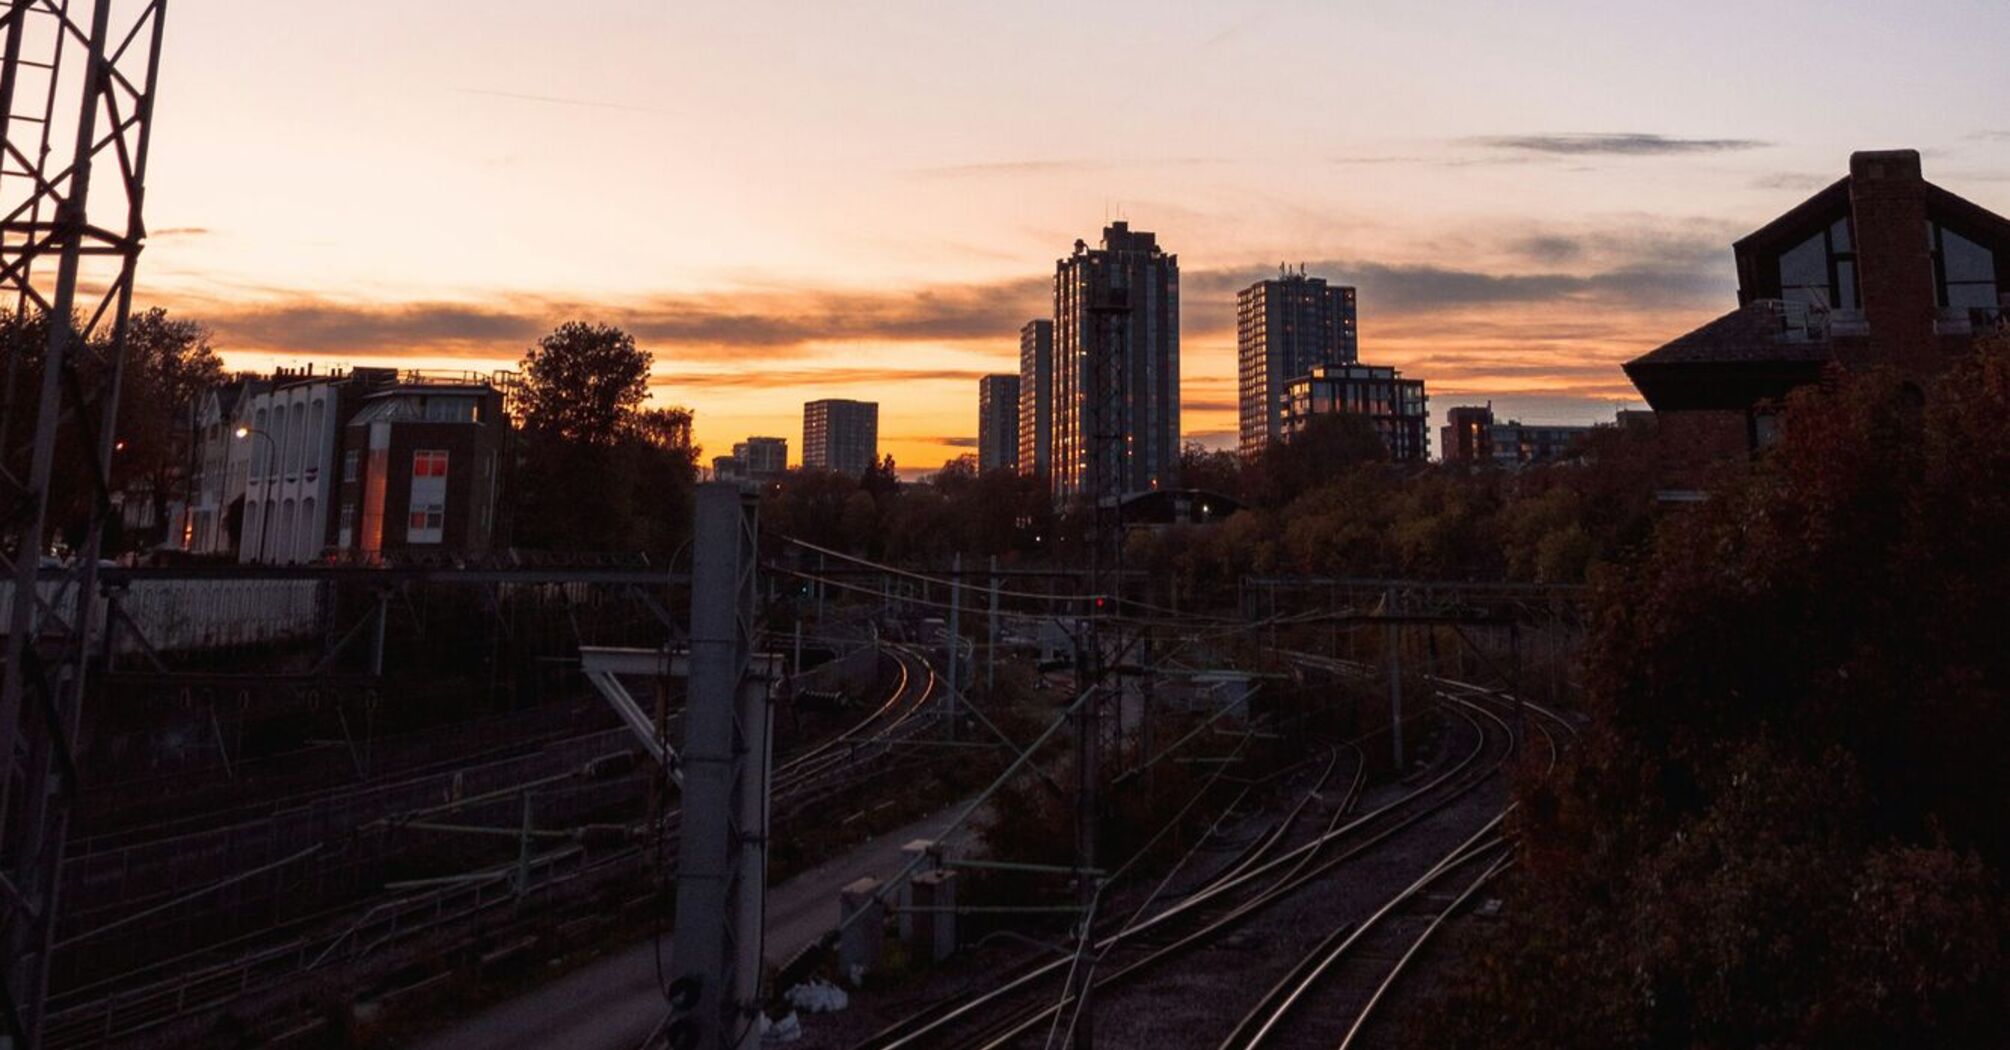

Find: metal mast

[0,2,169,1045]
[1062,284,1130,1048]
[666,482,773,1050]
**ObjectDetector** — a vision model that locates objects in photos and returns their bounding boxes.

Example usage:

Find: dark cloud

[152,226,210,237]
[1183,258,1730,314]
[1400,356,1635,381]
[1470,133,1770,157]
[206,300,541,354]
[935,436,980,448]
[190,222,1731,366]
[1180,398,1239,413]
[1513,235,1585,264]
[654,367,998,389]
[199,279,1050,359]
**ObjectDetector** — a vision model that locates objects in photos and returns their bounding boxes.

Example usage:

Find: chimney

[1848,149,1937,373]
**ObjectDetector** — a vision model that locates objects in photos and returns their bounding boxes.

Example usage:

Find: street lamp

[234,425,282,561]
[234,424,279,472]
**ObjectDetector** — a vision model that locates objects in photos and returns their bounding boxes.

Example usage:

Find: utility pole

[987,555,999,693]
[666,483,772,1050]
[946,552,961,739]
[1385,585,1403,772]
[1067,628,1101,1049]
[372,587,391,675]
[1062,283,1131,1049]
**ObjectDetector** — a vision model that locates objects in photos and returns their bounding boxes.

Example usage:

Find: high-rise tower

[1052,222,1180,502]
[1237,270,1357,456]
[1016,320,1052,478]
[802,399,879,475]
[977,374,1020,473]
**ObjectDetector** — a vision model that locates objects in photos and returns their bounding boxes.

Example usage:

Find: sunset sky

[137,0,2010,471]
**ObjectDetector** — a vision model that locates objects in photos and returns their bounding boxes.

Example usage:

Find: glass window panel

[1837,260,1858,310]
[1779,231,1827,290]
[1829,218,1851,253]
[1942,228,1995,283]
[1947,282,1999,310]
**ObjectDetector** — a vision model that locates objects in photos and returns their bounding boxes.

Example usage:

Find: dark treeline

[1132,411,1664,605]
[1,307,223,554]
[760,454,1056,564]
[1414,348,2010,1048]
[759,410,1665,602]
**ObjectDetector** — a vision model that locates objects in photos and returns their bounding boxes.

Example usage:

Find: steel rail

[952,702,1509,1050]
[855,693,1511,1050]
[1220,817,1512,1049]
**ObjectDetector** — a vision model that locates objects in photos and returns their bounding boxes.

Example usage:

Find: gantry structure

[0,2,169,1044]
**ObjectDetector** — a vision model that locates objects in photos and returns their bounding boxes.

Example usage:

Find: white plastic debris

[760,1011,803,1043]
[785,978,851,1014]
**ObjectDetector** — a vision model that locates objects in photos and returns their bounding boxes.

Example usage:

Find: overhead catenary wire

[774,533,1241,624]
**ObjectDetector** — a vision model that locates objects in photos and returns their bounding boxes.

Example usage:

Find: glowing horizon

[130,0,2010,471]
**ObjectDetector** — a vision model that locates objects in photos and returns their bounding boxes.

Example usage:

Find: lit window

[412,450,450,477]
[407,500,446,543]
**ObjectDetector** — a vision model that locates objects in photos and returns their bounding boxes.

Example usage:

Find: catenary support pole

[668,483,769,1049]
[1386,586,1403,771]
[988,555,999,693]
[946,552,961,739]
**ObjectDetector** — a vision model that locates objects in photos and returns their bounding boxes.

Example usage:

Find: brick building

[1439,403,1596,466]
[1625,150,2010,471]
[332,376,508,562]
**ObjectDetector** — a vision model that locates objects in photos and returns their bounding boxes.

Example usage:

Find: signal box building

[332,376,508,562]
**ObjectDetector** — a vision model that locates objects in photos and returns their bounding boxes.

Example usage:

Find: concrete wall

[0,579,324,653]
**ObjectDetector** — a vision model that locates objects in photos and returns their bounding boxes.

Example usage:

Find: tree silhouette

[509,322,699,554]
[1415,351,2010,1048]
[114,308,224,546]
[518,321,650,444]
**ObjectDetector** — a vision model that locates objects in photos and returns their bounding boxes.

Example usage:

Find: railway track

[853,690,1516,1050]
[1217,817,1514,1050]
[1208,659,1578,1050]
[41,644,937,1050]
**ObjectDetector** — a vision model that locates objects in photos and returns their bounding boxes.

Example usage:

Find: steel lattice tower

[0,1,168,1044]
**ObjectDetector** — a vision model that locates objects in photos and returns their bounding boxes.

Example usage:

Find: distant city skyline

[125,1,2010,472]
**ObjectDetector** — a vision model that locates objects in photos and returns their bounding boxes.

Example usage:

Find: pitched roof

[1626,301,1836,370]
[1624,302,1835,411]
